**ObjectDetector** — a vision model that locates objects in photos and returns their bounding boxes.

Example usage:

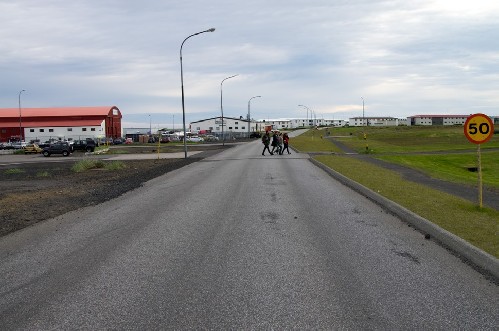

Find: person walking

[270,131,279,154]
[261,131,273,155]
[282,132,291,154]
[277,132,284,155]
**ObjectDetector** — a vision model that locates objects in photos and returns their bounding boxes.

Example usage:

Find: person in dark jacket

[282,133,291,154]
[261,131,273,155]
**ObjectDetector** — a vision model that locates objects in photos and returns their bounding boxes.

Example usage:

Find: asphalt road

[0,139,497,329]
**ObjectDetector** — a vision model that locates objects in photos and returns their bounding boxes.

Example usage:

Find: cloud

[1,0,498,128]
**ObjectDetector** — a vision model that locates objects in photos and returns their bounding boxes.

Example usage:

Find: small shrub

[71,159,124,172]
[36,171,50,177]
[104,161,126,171]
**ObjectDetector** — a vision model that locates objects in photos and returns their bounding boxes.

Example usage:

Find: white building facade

[407,115,469,126]
[349,117,401,126]
[190,116,257,138]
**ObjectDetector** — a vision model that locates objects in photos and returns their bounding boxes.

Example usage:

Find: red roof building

[0,106,122,142]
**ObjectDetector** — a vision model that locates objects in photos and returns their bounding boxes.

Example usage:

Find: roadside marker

[464,114,495,208]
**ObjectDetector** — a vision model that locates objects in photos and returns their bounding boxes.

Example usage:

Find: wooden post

[478,144,483,208]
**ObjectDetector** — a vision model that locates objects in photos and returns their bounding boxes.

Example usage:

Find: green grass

[291,128,343,153]
[314,155,499,257]
[329,125,499,154]
[376,151,499,189]
[36,171,50,177]
[4,168,24,174]
[71,159,126,172]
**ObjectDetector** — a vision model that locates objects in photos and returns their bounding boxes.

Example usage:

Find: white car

[187,136,204,142]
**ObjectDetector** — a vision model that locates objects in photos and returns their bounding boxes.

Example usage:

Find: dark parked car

[71,139,96,152]
[42,142,72,157]
[250,132,262,138]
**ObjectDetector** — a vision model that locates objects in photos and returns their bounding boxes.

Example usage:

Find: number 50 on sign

[464,113,494,144]
[464,113,494,208]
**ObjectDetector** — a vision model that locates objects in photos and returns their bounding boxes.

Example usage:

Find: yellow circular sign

[464,114,494,144]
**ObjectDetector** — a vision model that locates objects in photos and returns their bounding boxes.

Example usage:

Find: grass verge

[376,151,499,189]
[314,155,499,258]
[4,168,24,174]
[291,128,343,153]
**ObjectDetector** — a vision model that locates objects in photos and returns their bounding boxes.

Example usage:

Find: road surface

[0,139,497,329]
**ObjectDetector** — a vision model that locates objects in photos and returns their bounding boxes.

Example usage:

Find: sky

[1,0,498,129]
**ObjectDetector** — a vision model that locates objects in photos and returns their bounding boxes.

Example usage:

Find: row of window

[196,127,247,131]
[29,128,97,133]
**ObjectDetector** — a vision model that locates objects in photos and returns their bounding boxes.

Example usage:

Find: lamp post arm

[179,28,215,158]
[220,74,238,145]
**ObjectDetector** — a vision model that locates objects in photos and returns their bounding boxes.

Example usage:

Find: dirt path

[325,137,499,210]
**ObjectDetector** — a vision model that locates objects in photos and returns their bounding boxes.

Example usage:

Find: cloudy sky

[1,0,498,129]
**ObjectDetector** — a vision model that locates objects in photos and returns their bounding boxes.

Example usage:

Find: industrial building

[0,106,122,143]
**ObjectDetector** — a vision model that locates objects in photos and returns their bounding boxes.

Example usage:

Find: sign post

[464,113,494,208]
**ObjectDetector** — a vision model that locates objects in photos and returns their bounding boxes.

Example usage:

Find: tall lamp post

[220,74,238,146]
[18,89,26,141]
[247,95,261,138]
[180,28,215,159]
[149,114,152,135]
[298,104,311,127]
[361,96,365,127]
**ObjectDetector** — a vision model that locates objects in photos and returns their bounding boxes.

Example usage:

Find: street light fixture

[18,89,26,141]
[220,74,238,146]
[298,104,311,127]
[179,27,215,159]
[247,95,261,137]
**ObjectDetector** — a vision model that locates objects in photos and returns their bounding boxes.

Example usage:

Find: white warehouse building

[190,116,260,138]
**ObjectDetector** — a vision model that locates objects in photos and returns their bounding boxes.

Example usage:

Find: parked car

[24,144,43,154]
[42,142,72,157]
[187,136,204,142]
[11,141,28,149]
[250,132,262,138]
[71,139,96,152]
[204,135,219,142]
[0,142,15,150]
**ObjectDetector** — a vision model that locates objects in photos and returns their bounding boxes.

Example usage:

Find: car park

[24,144,43,154]
[42,142,72,157]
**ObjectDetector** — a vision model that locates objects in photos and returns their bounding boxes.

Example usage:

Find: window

[242,126,245,130]
[216,127,220,131]
[82,128,87,132]
[49,129,54,132]
[209,127,213,130]
[39,129,44,132]
[235,127,238,130]
[228,127,233,130]
[91,128,95,131]
[235,122,238,124]
[196,127,201,131]
[67,128,73,132]
[30,129,34,132]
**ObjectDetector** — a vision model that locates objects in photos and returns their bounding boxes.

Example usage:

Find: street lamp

[18,89,26,141]
[180,27,215,158]
[298,104,311,127]
[220,74,238,146]
[361,96,365,127]
[247,95,261,137]
[149,114,152,135]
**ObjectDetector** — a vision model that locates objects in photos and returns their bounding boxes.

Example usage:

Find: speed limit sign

[464,113,494,144]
